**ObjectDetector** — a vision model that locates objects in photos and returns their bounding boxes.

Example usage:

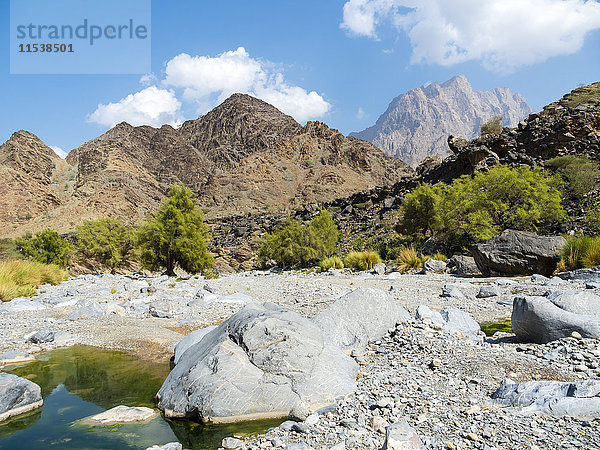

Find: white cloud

[356,107,366,119]
[163,47,331,123]
[49,145,67,159]
[139,73,158,86]
[341,0,600,72]
[88,86,183,128]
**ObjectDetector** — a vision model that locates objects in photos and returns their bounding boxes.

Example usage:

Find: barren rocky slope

[351,75,532,167]
[0,95,412,235]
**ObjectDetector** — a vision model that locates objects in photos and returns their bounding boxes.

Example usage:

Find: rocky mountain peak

[351,75,533,168]
[0,130,60,178]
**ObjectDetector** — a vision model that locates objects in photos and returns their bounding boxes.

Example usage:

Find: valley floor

[0,270,598,449]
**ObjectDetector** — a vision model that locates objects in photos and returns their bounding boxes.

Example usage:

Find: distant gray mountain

[351,75,533,167]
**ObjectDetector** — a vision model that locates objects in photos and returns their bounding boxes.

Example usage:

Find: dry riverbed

[0,269,599,449]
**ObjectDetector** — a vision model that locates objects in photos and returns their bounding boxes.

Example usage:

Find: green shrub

[546,155,599,198]
[344,251,382,271]
[136,184,214,276]
[319,256,344,271]
[399,165,566,252]
[396,247,423,273]
[203,268,219,279]
[15,229,72,268]
[259,210,341,268]
[480,115,503,136]
[559,235,600,271]
[430,252,447,261]
[77,218,134,274]
[0,260,68,301]
[480,319,512,336]
[0,239,20,260]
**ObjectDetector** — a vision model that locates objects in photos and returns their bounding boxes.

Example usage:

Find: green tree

[399,165,566,252]
[398,183,443,236]
[15,229,72,268]
[258,210,341,268]
[308,209,340,258]
[480,115,503,136]
[76,218,134,274]
[136,184,213,276]
[546,155,599,198]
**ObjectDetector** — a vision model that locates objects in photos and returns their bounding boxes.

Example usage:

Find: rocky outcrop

[472,230,566,277]
[0,373,43,422]
[352,75,532,167]
[313,288,410,352]
[512,293,600,343]
[156,302,358,423]
[492,380,600,419]
[80,405,157,425]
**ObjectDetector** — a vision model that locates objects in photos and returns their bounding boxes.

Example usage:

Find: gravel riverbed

[0,269,599,449]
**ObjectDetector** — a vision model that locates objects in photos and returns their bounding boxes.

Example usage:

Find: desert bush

[399,165,565,252]
[559,235,600,270]
[259,210,341,268]
[546,155,599,198]
[430,252,447,261]
[344,250,382,271]
[0,260,67,301]
[0,239,19,260]
[15,229,72,268]
[480,115,503,136]
[396,247,423,273]
[77,218,134,274]
[319,256,344,271]
[137,184,213,276]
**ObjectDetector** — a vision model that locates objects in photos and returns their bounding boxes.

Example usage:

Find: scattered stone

[441,284,465,298]
[145,443,182,450]
[421,259,446,274]
[472,229,566,277]
[491,380,600,419]
[313,288,410,352]
[477,285,500,298]
[221,437,244,449]
[446,255,480,275]
[80,405,157,425]
[157,302,357,423]
[372,263,386,276]
[0,373,43,422]
[512,295,600,343]
[381,420,424,450]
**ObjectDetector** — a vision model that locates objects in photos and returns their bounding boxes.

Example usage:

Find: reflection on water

[0,346,281,449]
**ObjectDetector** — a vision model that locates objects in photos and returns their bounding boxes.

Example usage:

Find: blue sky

[2,0,600,156]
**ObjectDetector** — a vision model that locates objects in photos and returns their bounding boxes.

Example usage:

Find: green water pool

[0,346,280,449]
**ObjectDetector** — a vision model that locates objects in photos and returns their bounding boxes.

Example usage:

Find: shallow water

[0,346,280,449]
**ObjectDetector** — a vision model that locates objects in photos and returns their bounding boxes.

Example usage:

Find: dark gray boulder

[420,259,446,274]
[492,380,600,419]
[0,373,43,422]
[446,255,481,275]
[472,230,566,277]
[157,302,357,423]
[313,288,410,353]
[512,293,600,343]
[557,266,600,281]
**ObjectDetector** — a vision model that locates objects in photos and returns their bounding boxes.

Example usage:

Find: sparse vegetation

[546,155,599,198]
[399,165,566,253]
[480,319,512,336]
[15,229,73,268]
[558,235,600,271]
[480,115,503,136]
[343,251,382,271]
[77,218,135,274]
[259,210,341,268]
[319,256,344,271]
[136,184,214,276]
[396,247,423,273]
[0,260,67,302]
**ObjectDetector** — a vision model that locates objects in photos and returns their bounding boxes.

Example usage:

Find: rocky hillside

[0,131,69,229]
[0,94,412,235]
[351,75,532,167]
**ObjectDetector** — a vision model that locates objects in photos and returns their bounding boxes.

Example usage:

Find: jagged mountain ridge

[351,75,533,167]
[0,94,412,235]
